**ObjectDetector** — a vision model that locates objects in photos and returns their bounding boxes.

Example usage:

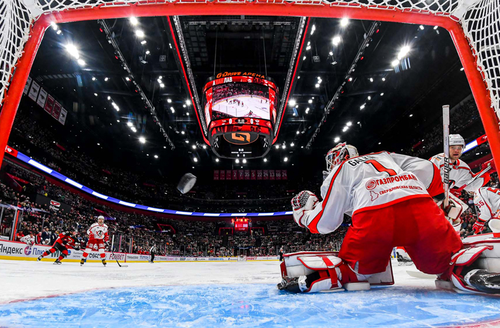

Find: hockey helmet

[97,215,105,223]
[325,142,359,172]
[449,134,465,148]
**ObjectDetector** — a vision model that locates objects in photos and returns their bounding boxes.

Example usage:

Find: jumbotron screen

[202,73,279,159]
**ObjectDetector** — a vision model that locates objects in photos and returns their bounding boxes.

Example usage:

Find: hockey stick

[443,105,450,208]
[456,165,492,190]
[110,249,128,267]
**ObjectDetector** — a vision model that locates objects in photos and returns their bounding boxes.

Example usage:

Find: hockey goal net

[0,0,499,163]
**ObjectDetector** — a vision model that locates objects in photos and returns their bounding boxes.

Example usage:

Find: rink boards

[0,240,278,263]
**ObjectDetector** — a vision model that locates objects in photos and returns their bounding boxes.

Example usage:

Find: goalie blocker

[278,251,394,293]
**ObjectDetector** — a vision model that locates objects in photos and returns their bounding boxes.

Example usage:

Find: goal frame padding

[0,3,498,170]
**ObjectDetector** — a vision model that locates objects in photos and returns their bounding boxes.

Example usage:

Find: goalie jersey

[304,152,443,234]
[429,153,489,191]
[474,187,500,222]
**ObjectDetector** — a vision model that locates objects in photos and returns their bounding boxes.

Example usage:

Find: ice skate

[102,259,107,267]
[80,258,86,266]
[277,276,304,293]
[37,256,42,262]
[53,259,62,265]
[465,269,500,294]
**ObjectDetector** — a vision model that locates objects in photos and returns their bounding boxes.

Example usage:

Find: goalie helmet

[325,142,359,172]
[449,134,465,147]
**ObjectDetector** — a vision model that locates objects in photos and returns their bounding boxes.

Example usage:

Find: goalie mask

[326,143,359,172]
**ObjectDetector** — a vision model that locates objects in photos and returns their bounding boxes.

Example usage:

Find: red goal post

[0,0,499,168]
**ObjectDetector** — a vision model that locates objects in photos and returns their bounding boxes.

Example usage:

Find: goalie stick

[110,249,128,267]
[456,165,492,190]
[443,105,450,208]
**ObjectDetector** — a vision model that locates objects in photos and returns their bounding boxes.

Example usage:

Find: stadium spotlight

[340,17,350,27]
[264,158,268,162]
[135,30,145,38]
[236,159,240,164]
[129,17,139,26]
[334,137,340,143]
[242,159,247,163]
[288,99,296,107]
[192,145,196,149]
[215,158,219,162]
[332,35,342,46]
[154,155,158,159]
[284,157,289,162]
[65,44,79,59]
[139,136,146,144]
[77,59,86,66]
[194,157,198,162]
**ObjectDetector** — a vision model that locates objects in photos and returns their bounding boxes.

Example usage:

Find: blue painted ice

[2,260,500,327]
[1,284,500,327]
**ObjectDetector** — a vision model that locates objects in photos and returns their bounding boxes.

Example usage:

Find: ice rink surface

[2,259,500,327]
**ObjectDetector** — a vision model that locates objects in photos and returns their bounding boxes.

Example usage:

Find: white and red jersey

[474,187,500,222]
[429,153,489,192]
[304,151,442,234]
[20,235,35,246]
[87,222,109,241]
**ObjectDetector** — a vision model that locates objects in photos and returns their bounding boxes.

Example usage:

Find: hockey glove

[291,190,319,228]
[472,219,487,234]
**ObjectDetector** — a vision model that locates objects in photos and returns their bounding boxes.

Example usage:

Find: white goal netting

[0,0,499,119]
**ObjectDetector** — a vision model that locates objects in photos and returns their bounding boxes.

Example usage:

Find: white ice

[0,259,433,304]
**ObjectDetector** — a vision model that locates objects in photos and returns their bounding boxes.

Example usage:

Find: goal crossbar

[0,0,499,168]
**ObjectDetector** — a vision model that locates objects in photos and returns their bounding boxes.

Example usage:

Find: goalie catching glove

[291,191,319,228]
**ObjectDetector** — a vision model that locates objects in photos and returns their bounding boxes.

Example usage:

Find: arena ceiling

[15,15,483,180]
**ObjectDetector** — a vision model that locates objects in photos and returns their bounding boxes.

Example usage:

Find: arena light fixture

[310,24,316,35]
[360,104,366,110]
[140,40,147,45]
[186,99,192,106]
[92,76,96,81]
[139,136,146,144]
[131,127,137,133]
[263,158,267,162]
[181,131,185,135]
[391,59,400,67]
[127,122,133,127]
[382,77,386,81]
[202,145,207,149]
[284,157,289,162]
[125,77,131,81]
[77,59,85,66]
[397,45,411,60]
[282,144,286,149]
[94,93,98,97]
[135,30,145,38]
[291,142,295,147]
[235,159,240,164]
[288,99,296,107]
[215,158,219,162]
[192,144,196,149]
[185,140,189,144]
[342,126,348,132]
[419,25,425,30]
[334,137,340,143]
[167,98,172,103]
[65,43,79,59]
[303,56,306,60]
[129,17,139,26]
[367,96,372,101]
[380,93,385,96]
[242,159,247,163]
[308,99,312,104]
[346,121,352,127]
[154,155,158,159]
[369,78,374,82]
[145,50,151,55]
[194,157,198,162]
[105,77,109,81]
[107,96,111,100]
[275,145,280,149]
[332,35,342,46]
[160,83,165,88]
[340,17,350,27]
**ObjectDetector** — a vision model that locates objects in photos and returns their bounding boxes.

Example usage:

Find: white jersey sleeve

[302,152,430,234]
[430,153,487,191]
[20,235,35,245]
[474,187,500,222]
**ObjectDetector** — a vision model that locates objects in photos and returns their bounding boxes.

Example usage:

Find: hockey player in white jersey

[429,134,494,228]
[472,187,500,234]
[278,143,464,293]
[20,232,35,247]
[80,216,109,266]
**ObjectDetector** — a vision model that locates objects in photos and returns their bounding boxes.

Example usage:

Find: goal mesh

[0,0,499,119]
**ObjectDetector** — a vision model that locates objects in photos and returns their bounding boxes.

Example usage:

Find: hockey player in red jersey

[279,143,468,293]
[80,216,109,266]
[37,227,79,264]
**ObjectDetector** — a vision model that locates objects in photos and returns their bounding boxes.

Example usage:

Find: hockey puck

[177,173,197,194]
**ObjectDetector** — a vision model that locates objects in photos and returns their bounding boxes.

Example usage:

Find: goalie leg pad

[279,251,369,293]
[437,245,493,293]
